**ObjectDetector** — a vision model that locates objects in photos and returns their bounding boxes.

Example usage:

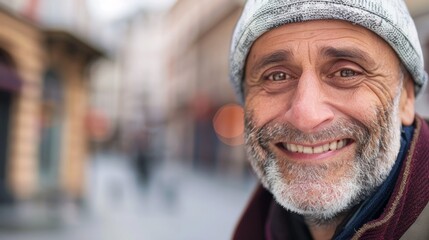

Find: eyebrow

[320,46,375,66]
[248,50,293,77]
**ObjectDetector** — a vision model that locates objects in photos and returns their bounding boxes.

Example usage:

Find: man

[229,0,429,239]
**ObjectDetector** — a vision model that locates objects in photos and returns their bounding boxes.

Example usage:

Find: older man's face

[243,20,415,221]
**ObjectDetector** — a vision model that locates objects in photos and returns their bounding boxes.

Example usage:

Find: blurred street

[0,1,427,240]
[0,152,256,240]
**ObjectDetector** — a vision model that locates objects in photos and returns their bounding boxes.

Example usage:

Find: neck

[305,214,347,240]
[307,223,337,240]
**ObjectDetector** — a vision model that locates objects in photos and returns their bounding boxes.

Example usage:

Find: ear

[399,78,415,126]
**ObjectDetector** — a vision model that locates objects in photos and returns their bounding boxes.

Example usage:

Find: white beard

[244,92,403,222]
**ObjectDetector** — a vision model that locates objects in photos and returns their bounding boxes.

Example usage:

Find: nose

[284,72,334,133]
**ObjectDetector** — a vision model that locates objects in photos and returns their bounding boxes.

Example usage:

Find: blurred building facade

[161,0,249,175]
[104,0,250,176]
[116,11,168,154]
[0,3,101,223]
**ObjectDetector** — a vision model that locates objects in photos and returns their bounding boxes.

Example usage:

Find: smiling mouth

[278,139,351,154]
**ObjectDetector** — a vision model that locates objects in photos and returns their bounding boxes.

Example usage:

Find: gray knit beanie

[230,0,428,102]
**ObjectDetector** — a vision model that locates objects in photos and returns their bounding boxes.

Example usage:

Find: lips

[281,139,349,154]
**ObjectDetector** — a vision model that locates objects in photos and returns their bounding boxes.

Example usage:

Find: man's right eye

[265,71,290,81]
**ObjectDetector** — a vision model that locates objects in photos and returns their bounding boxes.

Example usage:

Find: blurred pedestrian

[133,129,152,186]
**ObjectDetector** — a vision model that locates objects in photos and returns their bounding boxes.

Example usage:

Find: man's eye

[338,69,358,77]
[265,71,290,81]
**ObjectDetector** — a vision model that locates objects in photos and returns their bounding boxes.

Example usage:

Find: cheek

[245,95,284,126]
[327,81,397,125]
[244,82,300,125]
[339,99,379,125]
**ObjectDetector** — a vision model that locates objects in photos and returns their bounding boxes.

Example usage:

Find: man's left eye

[339,69,358,77]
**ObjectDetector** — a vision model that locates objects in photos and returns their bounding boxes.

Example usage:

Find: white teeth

[337,140,344,148]
[322,143,330,152]
[313,146,324,154]
[284,139,347,154]
[303,146,313,154]
[329,141,337,150]
[289,144,298,153]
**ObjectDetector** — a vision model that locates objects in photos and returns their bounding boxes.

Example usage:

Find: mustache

[244,113,371,148]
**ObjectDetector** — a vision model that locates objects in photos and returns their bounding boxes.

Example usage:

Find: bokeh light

[213,103,244,146]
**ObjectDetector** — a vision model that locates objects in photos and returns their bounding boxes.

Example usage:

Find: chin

[261,157,366,222]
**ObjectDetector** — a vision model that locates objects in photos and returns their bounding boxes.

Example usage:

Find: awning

[0,64,22,92]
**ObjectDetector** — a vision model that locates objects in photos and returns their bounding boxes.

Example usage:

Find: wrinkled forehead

[245,20,400,71]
